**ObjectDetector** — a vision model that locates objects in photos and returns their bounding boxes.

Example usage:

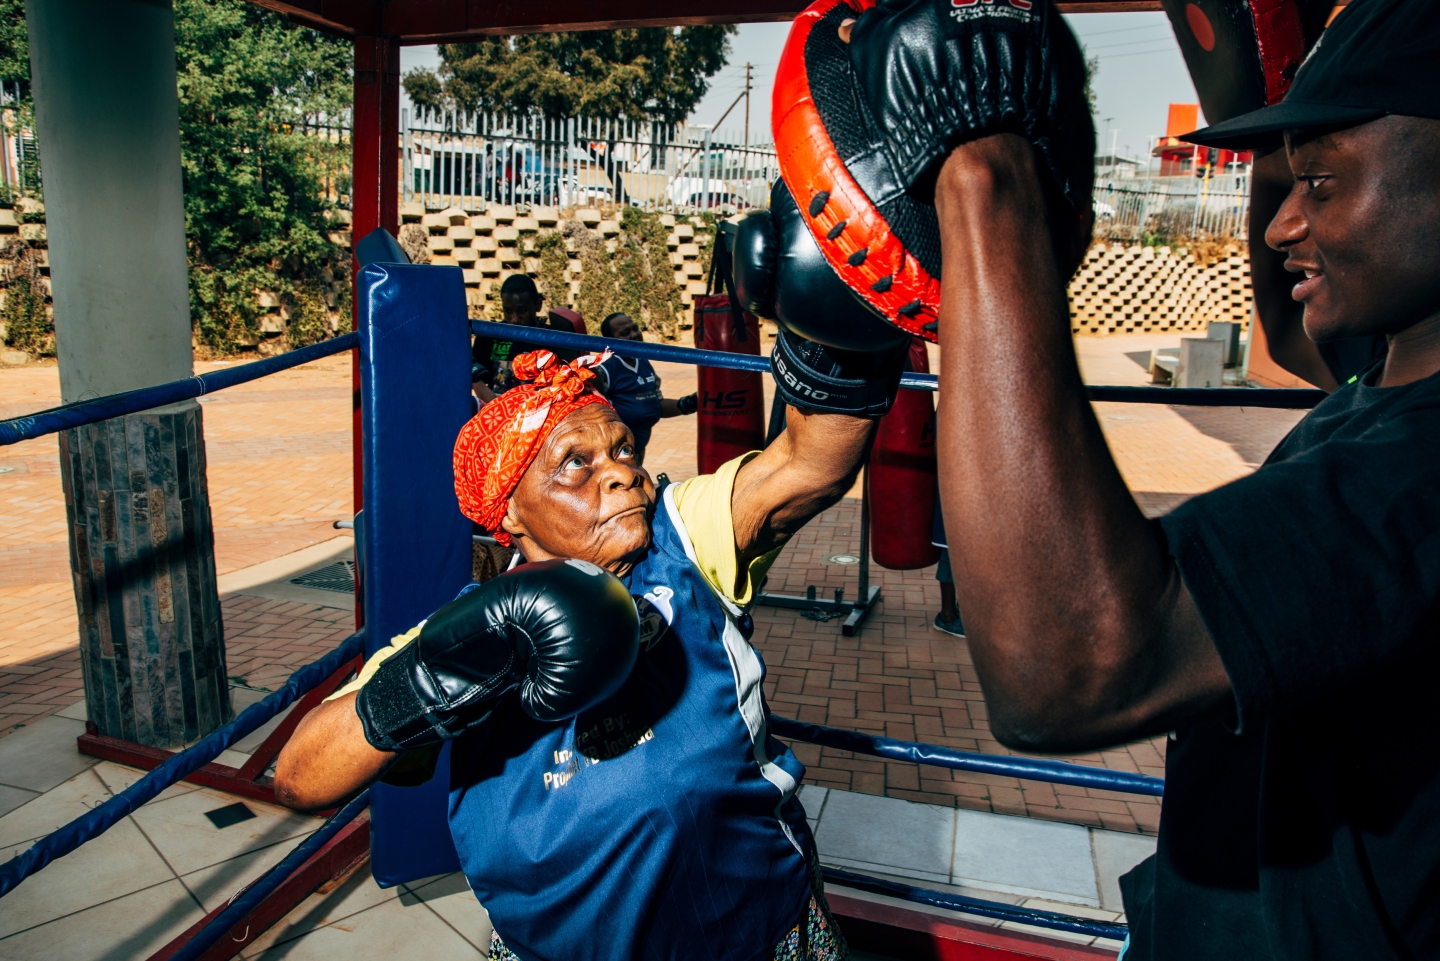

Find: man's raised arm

[933,135,1231,753]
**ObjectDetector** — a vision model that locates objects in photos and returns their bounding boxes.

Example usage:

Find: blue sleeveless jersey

[600,354,663,430]
[446,484,814,961]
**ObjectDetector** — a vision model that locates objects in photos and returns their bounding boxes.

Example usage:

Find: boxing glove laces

[356,558,641,752]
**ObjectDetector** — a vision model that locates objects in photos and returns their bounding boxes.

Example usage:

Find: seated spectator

[594,312,697,464]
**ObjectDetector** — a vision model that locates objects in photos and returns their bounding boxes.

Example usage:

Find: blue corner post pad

[355,228,411,269]
[357,261,474,884]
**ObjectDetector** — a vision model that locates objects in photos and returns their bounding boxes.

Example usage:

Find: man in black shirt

[471,275,583,402]
[910,0,1440,957]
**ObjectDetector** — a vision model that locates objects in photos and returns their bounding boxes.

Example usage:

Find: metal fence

[295,115,352,210]
[1093,173,1250,243]
[402,111,779,214]
[0,80,38,200]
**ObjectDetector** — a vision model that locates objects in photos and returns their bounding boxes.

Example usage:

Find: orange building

[1153,103,1251,176]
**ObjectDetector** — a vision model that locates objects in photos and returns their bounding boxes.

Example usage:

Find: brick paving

[0,335,1304,836]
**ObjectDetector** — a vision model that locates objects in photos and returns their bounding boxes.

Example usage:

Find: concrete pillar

[27,0,229,746]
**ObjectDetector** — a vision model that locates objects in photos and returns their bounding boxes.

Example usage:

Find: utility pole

[743,62,753,148]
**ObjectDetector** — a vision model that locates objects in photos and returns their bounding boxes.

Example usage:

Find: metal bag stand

[756,469,881,636]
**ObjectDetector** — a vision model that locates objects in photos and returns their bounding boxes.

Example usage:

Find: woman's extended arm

[273,692,395,811]
[729,406,874,558]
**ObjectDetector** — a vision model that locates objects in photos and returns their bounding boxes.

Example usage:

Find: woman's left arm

[729,407,875,558]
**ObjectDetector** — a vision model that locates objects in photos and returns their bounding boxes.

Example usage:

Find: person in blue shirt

[594,312,697,464]
[276,306,911,958]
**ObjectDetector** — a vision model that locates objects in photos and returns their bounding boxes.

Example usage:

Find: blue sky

[400,11,1204,165]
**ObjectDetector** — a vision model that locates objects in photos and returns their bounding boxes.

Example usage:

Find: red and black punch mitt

[773,0,1094,343]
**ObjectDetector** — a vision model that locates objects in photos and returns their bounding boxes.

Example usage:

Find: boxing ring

[0,261,1324,958]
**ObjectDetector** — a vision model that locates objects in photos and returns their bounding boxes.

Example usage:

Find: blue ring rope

[0,321,1326,450]
[822,867,1129,941]
[0,630,367,899]
[472,319,1325,409]
[168,789,371,961]
[0,331,359,448]
[769,716,1164,797]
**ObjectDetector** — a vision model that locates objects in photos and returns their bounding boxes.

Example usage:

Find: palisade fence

[0,80,38,199]
[400,110,779,214]
[1092,173,1251,243]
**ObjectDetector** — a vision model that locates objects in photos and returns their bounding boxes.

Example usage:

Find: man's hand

[1249,147,1339,390]
[933,134,1231,752]
[661,393,698,417]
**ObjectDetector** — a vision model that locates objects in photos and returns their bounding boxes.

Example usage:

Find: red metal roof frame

[248,0,1163,42]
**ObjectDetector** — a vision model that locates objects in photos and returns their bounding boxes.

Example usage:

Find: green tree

[405,27,734,124]
[175,0,352,350]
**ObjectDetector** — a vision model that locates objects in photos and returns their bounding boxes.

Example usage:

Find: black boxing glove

[848,0,1094,214]
[735,179,908,417]
[355,559,640,751]
[771,327,907,417]
[674,392,698,415]
[736,180,910,355]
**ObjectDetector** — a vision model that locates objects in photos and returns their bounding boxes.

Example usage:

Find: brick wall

[1069,242,1252,336]
[399,201,712,324]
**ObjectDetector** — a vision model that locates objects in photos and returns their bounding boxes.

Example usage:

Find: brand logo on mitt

[949,0,1036,27]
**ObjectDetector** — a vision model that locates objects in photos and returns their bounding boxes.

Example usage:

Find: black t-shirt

[1121,362,1440,960]
[471,317,584,394]
[1318,334,1388,387]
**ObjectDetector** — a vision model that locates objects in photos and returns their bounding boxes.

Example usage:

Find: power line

[1070,21,1172,39]
[1101,45,1185,60]
[1085,33,1176,52]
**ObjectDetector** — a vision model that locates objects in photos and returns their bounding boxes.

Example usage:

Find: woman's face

[502,404,656,576]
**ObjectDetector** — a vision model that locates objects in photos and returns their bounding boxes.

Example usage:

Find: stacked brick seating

[401,201,713,321]
[1068,243,1252,336]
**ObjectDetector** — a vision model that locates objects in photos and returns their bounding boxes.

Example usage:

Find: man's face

[502,404,655,575]
[607,315,643,342]
[502,291,543,327]
[1266,116,1440,343]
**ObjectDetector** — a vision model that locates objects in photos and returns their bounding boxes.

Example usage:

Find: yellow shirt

[329,453,777,702]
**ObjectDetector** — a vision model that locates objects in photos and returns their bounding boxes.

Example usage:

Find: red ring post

[351,34,401,625]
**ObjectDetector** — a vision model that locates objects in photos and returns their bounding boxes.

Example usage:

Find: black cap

[1184,0,1440,149]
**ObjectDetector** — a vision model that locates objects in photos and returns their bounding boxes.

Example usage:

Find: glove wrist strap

[770,328,905,418]
[355,638,513,752]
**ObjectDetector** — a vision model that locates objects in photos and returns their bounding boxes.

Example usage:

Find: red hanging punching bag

[548,307,587,336]
[868,339,940,570]
[693,295,766,475]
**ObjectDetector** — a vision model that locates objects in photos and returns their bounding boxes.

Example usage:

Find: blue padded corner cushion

[358,262,472,885]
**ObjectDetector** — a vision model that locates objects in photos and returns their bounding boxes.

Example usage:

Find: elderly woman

[276,327,905,959]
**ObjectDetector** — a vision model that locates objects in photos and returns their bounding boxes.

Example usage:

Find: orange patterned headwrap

[453,349,612,546]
